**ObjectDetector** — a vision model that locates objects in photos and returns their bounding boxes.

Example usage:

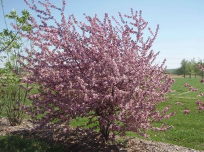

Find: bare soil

[0,118,203,152]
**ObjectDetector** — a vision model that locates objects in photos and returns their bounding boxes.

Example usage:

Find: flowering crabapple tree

[184,64,204,112]
[18,0,175,141]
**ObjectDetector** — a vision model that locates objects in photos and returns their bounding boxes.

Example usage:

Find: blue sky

[1,0,204,69]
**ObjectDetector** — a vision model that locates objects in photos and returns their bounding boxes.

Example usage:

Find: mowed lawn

[144,77,204,150]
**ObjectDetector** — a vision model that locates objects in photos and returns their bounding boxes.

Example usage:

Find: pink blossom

[189,86,193,91]
[198,106,204,111]
[182,64,204,113]
[196,100,201,106]
[177,102,183,105]
[184,110,191,114]
[19,0,175,141]
[63,128,68,133]
[193,88,198,92]
[184,83,190,87]
[199,64,204,73]
[189,87,198,92]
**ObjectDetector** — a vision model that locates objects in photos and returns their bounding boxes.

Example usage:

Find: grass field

[70,77,204,150]
[0,77,204,151]
[141,78,204,150]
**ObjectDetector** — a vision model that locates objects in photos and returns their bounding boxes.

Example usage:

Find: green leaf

[22,24,32,32]
[21,9,30,18]
[17,17,24,24]
[5,10,17,19]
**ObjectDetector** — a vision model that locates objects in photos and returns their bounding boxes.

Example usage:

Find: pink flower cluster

[19,0,175,141]
[196,100,204,111]
[184,71,204,113]
[184,110,191,114]
[177,102,183,105]
[184,83,198,92]
[199,64,204,73]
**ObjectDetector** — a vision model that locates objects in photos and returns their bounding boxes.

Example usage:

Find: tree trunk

[99,121,110,142]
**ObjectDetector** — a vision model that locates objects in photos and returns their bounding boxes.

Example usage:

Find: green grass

[144,78,204,150]
[0,135,64,152]
[0,78,203,151]
[69,78,204,150]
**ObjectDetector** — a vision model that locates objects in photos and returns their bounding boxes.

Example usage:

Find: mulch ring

[0,118,125,151]
[0,118,202,152]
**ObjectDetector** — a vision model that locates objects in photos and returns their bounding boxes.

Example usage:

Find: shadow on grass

[0,134,64,152]
[0,127,126,152]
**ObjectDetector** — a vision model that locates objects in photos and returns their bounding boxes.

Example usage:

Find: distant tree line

[174,59,204,78]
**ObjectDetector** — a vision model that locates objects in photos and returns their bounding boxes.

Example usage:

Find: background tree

[187,60,193,78]
[176,59,188,78]
[176,59,203,78]
[19,0,175,141]
[191,59,200,78]
[0,4,32,125]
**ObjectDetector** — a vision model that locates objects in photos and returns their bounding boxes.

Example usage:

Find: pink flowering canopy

[18,0,175,141]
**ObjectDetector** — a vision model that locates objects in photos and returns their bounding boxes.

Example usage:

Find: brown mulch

[0,118,203,152]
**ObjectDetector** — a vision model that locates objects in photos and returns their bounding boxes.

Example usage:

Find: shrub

[0,67,29,126]
[19,0,175,141]
[0,9,31,126]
